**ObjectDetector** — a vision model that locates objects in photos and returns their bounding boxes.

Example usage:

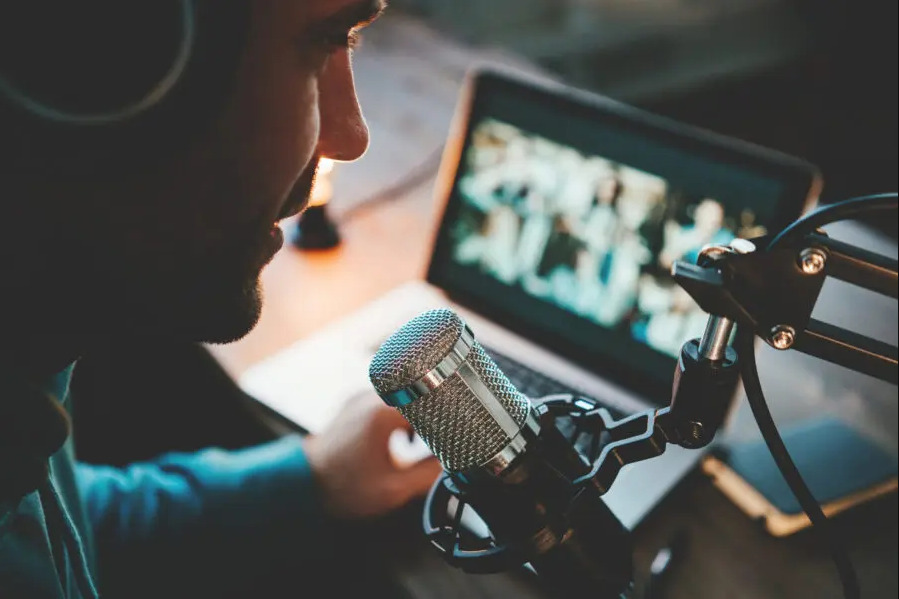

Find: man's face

[59,0,381,343]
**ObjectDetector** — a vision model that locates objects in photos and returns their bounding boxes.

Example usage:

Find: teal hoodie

[1,364,327,598]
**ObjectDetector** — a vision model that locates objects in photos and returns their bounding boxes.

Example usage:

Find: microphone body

[369,309,632,597]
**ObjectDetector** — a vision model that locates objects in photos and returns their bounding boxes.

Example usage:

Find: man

[1,1,441,597]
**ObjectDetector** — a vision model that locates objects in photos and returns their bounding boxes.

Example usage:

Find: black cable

[767,191,898,250]
[335,146,445,225]
[736,325,860,599]
[737,193,898,599]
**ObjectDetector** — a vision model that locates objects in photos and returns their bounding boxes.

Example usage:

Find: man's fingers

[396,456,443,501]
[371,402,415,434]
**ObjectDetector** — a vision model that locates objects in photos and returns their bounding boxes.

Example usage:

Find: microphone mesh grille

[369,308,465,396]
[397,341,529,473]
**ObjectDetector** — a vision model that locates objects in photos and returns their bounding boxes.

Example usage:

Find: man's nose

[316,52,370,162]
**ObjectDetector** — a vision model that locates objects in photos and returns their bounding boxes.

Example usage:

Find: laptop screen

[428,70,820,403]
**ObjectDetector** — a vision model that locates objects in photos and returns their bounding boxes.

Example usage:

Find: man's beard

[82,159,321,345]
[142,269,265,345]
[153,160,321,344]
[69,256,265,345]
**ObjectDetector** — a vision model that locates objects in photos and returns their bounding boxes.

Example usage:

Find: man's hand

[301,392,443,520]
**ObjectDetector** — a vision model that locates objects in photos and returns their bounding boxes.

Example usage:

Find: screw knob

[768,325,796,350]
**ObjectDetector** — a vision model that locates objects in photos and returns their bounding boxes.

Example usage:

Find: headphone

[0,1,252,176]
[0,1,195,126]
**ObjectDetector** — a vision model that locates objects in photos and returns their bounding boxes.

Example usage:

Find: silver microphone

[369,308,633,597]
[368,308,539,476]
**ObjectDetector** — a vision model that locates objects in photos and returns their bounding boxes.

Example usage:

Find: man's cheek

[289,84,321,174]
[296,105,321,179]
[271,102,321,206]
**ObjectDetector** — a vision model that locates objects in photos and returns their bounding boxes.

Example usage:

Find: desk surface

[208,12,898,599]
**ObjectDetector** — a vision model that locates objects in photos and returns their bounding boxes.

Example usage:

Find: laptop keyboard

[482,345,628,421]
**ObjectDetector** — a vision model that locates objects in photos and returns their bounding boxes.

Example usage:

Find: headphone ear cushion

[0,1,188,121]
[0,1,250,175]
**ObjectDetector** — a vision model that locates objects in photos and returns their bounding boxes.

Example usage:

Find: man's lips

[276,158,319,221]
[261,223,285,262]
[276,195,309,222]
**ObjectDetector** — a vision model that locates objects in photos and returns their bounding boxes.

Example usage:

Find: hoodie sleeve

[75,434,337,598]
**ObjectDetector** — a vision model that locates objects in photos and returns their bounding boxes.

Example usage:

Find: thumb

[395,456,444,502]
[371,403,415,437]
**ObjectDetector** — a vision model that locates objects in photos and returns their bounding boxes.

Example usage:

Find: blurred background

[389,0,897,238]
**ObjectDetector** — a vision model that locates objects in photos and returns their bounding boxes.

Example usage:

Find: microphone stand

[421,194,897,599]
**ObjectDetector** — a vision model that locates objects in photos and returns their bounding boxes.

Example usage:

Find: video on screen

[450,118,767,357]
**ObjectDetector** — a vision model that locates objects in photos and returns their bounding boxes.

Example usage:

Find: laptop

[239,67,821,530]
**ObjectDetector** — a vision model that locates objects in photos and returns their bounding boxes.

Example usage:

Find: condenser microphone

[369,308,633,598]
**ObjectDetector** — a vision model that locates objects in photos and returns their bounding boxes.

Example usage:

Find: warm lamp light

[288,158,341,250]
[308,158,335,207]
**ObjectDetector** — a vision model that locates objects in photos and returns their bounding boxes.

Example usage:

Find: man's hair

[0,1,250,178]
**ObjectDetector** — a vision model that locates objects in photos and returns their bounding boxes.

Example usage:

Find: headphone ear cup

[0,1,193,125]
[1,1,249,176]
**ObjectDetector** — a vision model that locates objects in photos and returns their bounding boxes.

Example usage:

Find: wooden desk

[208,13,898,599]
